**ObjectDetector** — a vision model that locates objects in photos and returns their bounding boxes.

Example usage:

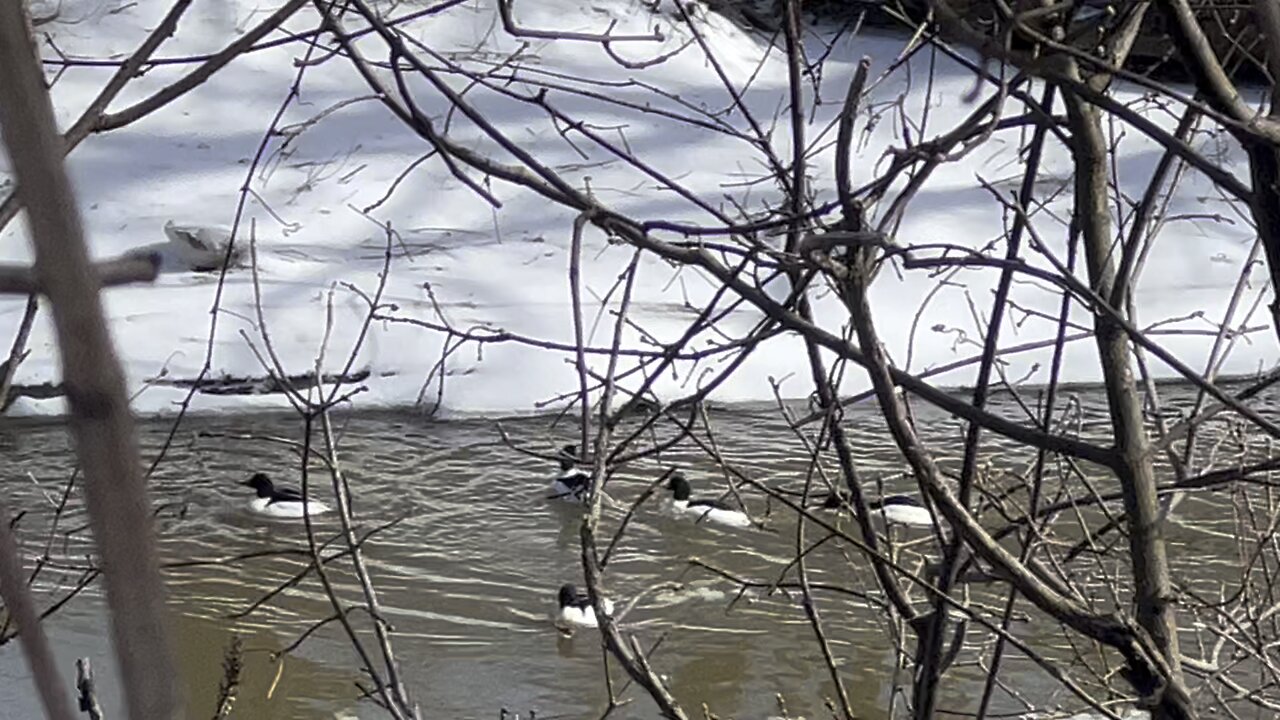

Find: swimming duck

[548,444,590,502]
[819,490,935,529]
[870,495,935,528]
[665,472,752,528]
[240,472,331,518]
[555,583,613,629]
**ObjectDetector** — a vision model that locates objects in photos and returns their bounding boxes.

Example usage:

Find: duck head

[557,444,578,472]
[241,472,274,497]
[665,472,691,501]
[557,583,581,608]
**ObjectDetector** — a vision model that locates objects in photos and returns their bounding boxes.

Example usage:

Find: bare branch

[0,254,160,295]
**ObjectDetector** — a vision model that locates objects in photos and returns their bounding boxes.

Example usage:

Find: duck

[665,472,752,528]
[548,444,590,502]
[819,490,935,529]
[554,583,613,629]
[870,494,936,528]
[240,472,332,518]
[163,220,244,272]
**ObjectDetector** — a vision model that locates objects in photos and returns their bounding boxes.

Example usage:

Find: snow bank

[0,0,1271,417]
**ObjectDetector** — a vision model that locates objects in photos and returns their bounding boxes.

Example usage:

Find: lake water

[0,384,1264,719]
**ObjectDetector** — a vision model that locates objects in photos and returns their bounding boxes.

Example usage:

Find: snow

[0,0,1273,417]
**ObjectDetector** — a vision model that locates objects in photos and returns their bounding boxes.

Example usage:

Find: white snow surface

[0,0,1273,417]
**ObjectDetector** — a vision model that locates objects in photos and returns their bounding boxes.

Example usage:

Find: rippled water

[0,384,1270,719]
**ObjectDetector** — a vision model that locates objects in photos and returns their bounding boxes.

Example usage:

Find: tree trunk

[0,8,180,719]
[1063,90,1187,715]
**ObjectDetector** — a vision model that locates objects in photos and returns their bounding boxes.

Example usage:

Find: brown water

[0,386,1265,719]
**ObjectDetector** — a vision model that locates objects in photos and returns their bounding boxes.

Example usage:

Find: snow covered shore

[0,0,1271,417]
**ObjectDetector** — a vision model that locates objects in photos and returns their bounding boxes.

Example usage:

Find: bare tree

[6,0,1280,718]
[311,0,1280,717]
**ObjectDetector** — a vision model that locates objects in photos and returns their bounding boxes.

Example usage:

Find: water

[0,384,1270,719]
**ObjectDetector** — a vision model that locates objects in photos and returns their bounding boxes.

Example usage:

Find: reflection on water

[0,382,1270,719]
